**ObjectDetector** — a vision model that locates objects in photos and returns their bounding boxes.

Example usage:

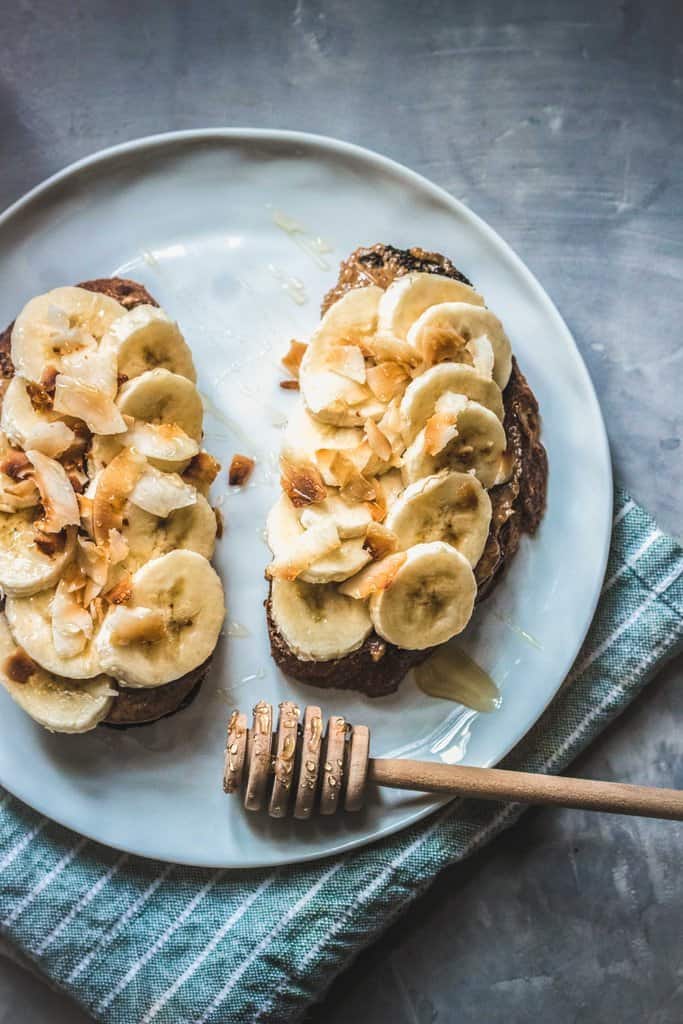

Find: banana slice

[117,369,204,441]
[1,377,76,457]
[369,541,476,649]
[11,286,126,384]
[266,494,371,583]
[400,363,504,445]
[300,288,385,427]
[408,302,511,389]
[0,613,115,733]
[123,492,217,571]
[104,305,197,383]
[5,587,101,679]
[386,471,491,567]
[377,273,485,340]
[402,400,507,489]
[95,550,225,688]
[270,577,372,661]
[0,510,76,597]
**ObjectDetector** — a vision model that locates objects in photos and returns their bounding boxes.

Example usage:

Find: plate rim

[0,128,613,866]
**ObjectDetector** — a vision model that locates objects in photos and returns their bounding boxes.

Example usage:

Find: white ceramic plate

[0,130,611,867]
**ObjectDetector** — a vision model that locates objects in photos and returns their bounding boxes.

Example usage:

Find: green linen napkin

[0,487,680,1024]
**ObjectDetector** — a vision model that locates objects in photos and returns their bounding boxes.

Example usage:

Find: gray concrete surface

[0,0,681,1021]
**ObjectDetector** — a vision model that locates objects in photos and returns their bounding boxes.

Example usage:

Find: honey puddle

[415,645,501,713]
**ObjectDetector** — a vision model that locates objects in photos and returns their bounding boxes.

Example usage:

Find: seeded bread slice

[0,277,213,727]
[267,244,548,698]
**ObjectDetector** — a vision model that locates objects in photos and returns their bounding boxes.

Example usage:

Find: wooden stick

[369,759,683,821]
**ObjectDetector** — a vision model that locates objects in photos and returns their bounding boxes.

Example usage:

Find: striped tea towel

[0,487,681,1024]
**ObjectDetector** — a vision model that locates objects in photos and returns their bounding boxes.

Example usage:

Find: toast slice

[0,277,214,728]
[267,244,547,697]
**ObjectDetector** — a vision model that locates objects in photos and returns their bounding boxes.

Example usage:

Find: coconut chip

[281,339,308,380]
[182,451,221,494]
[363,521,399,560]
[93,448,146,546]
[423,413,460,457]
[53,374,127,435]
[266,520,341,581]
[123,420,199,463]
[321,345,367,384]
[51,575,94,658]
[130,465,197,517]
[364,418,393,463]
[280,450,326,507]
[228,454,255,487]
[25,449,79,533]
[338,551,407,599]
[366,361,410,402]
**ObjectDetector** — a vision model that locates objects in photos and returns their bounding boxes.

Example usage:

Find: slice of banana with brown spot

[270,577,372,661]
[386,470,491,567]
[402,399,507,489]
[10,286,126,384]
[95,549,225,688]
[377,273,485,340]
[0,613,115,732]
[369,541,476,649]
[104,305,197,383]
[400,363,504,444]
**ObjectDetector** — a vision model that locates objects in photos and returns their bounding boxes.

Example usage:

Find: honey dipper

[223,701,683,821]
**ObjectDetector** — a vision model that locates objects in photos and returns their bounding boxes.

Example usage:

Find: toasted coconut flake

[279,379,300,390]
[325,451,377,502]
[377,398,403,451]
[130,465,197,517]
[182,451,220,494]
[266,520,341,581]
[108,528,130,565]
[281,339,308,379]
[109,606,167,646]
[362,332,419,366]
[424,412,460,457]
[365,489,387,523]
[280,450,326,507]
[51,576,94,658]
[33,528,66,557]
[25,449,79,533]
[77,535,109,586]
[322,345,367,384]
[123,420,199,463]
[77,494,95,537]
[366,361,410,402]
[338,551,407,599]
[0,476,39,513]
[53,374,127,435]
[93,448,146,546]
[364,418,393,463]
[104,572,133,606]
[363,521,399,560]
[420,327,472,370]
[228,454,256,487]
[0,450,32,481]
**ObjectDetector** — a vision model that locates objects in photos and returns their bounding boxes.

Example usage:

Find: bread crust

[0,277,210,727]
[267,244,548,697]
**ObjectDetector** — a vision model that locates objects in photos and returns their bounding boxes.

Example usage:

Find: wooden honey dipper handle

[224,704,683,821]
[370,759,683,821]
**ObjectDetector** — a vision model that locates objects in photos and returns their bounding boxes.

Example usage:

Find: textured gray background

[0,0,682,1021]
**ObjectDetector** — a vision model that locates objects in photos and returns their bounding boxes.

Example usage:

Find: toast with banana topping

[266,244,547,697]
[0,278,225,731]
